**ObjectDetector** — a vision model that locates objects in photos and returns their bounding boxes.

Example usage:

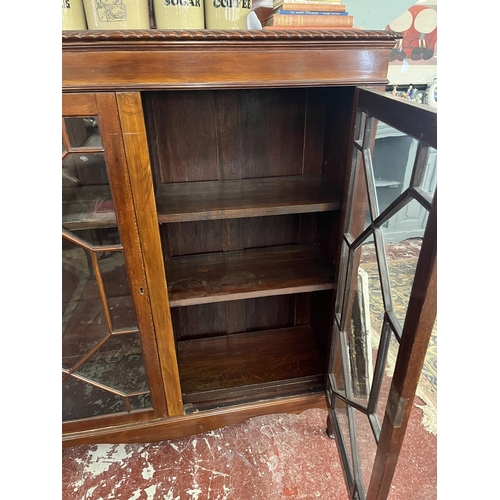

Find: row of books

[264,0,354,30]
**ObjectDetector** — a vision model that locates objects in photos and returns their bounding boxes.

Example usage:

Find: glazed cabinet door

[326,88,437,499]
[62,92,175,437]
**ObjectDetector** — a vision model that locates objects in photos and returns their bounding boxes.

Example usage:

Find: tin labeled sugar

[153,0,205,29]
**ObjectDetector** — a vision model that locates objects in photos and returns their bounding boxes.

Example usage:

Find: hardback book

[266,13,354,26]
[273,0,342,8]
[279,2,346,11]
[276,10,348,14]
[263,25,360,30]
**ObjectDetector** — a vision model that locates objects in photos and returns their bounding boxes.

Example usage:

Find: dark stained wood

[116,92,184,416]
[62,31,400,92]
[62,29,407,455]
[240,89,305,178]
[245,295,296,332]
[149,91,220,183]
[62,393,328,447]
[167,243,336,307]
[358,88,437,150]
[177,326,324,394]
[163,220,223,257]
[155,175,342,223]
[171,303,227,340]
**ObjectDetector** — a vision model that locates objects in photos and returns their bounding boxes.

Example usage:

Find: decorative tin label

[96,0,128,22]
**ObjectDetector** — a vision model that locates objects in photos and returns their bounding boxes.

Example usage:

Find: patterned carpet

[360,239,437,435]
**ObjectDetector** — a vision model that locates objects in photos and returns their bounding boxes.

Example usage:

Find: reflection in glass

[346,148,370,241]
[99,250,138,331]
[354,409,378,496]
[334,398,355,490]
[64,117,102,149]
[374,327,399,429]
[330,322,346,399]
[76,333,149,394]
[63,376,126,420]
[381,198,427,330]
[372,127,417,216]
[63,236,107,370]
[420,146,437,198]
[62,152,115,229]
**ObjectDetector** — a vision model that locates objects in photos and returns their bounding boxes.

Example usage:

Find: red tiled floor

[62,400,436,499]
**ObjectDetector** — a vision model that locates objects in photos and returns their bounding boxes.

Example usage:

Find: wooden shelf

[156,175,342,223]
[62,185,116,230]
[177,326,325,405]
[167,243,335,307]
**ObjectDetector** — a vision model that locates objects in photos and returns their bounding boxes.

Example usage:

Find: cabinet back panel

[171,295,297,340]
[161,214,310,258]
[144,88,331,183]
[322,86,356,193]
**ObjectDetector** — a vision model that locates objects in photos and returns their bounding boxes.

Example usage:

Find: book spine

[269,14,354,27]
[277,0,343,4]
[277,10,348,15]
[264,25,361,30]
[280,3,346,11]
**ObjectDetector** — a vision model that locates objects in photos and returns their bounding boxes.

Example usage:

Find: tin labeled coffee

[205,0,251,29]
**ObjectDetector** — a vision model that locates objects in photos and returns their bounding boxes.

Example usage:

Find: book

[266,13,354,27]
[276,10,348,15]
[264,25,361,30]
[279,2,347,11]
[273,0,342,7]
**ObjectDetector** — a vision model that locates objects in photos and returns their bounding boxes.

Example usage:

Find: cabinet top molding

[62,29,401,44]
[62,29,402,91]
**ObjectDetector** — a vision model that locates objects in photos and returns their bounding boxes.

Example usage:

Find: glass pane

[75,333,149,394]
[63,235,108,370]
[62,152,115,230]
[345,149,370,240]
[330,322,346,398]
[372,125,418,215]
[99,250,138,331]
[64,117,102,149]
[354,409,378,496]
[374,328,399,428]
[333,398,354,490]
[338,239,383,408]
[62,376,126,420]
[380,198,428,330]
[62,113,152,421]
[420,146,437,198]
[354,111,367,142]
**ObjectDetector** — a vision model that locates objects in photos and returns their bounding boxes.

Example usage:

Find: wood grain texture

[62,31,400,91]
[116,92,183,416]
[177,326,324,393]
[62,92,98,116]
[167,243,335,307]
[95,93,170,418]
[155,175,342,223]
[62,393,328,447]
